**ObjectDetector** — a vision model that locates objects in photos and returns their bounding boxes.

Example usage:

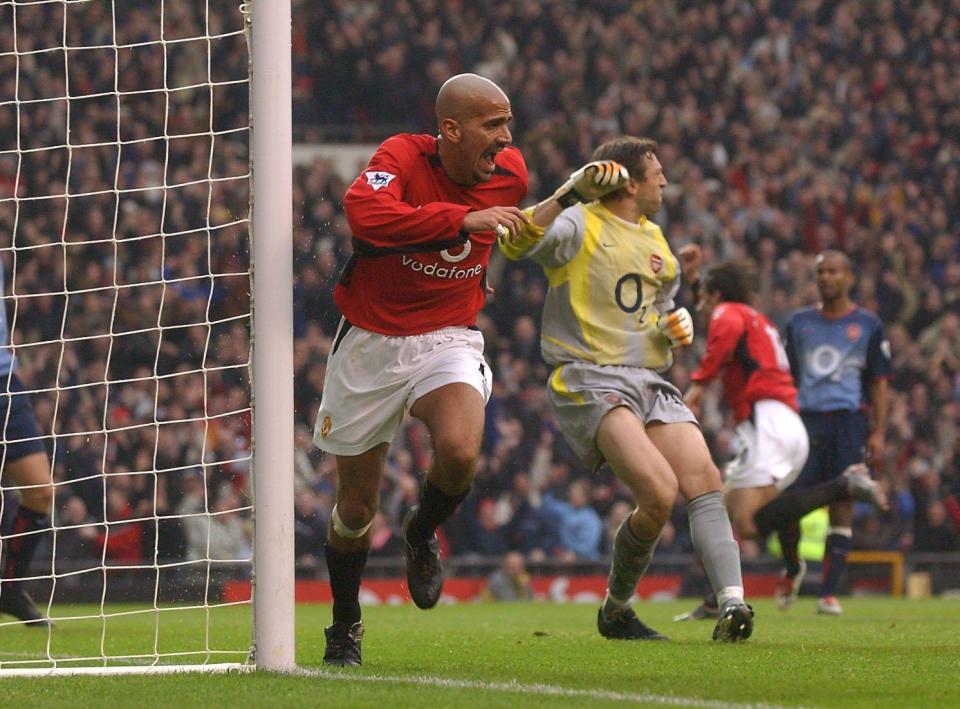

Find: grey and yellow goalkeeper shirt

[500,201,680,372]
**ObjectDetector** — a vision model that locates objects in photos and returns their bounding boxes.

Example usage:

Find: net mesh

[0,0,253,669]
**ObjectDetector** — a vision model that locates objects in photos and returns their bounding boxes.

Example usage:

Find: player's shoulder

[789,305,819,324]
[491,146,528,193]
[495,145,526,175]
[644,215,664,235]
[851,306,884,328]
[712,301,750,324]
[377,133,435,159]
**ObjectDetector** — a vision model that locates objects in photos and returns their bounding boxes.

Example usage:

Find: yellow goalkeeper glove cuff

[657,307,694,347]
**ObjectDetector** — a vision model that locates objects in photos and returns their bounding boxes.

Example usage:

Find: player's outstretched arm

[498,160,628,260]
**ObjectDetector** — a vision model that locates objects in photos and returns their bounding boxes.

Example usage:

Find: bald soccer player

[781,250,892,615]
[314,74,528,665]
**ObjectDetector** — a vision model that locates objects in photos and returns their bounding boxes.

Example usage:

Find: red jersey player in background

[674,258,887,621]
[314,74,528,666]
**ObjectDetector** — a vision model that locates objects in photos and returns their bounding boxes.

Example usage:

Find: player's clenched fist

[462,206,528,241]
[553,160,629,207]
[657,307,694,347]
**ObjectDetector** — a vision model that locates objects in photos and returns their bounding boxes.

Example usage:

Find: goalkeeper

[499,136,752,642]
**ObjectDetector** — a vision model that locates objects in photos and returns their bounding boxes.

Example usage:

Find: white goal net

[0,0,293,675]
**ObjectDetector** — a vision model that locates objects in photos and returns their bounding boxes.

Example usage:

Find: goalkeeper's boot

[843,464,889,511]
[712,603,754,642]
[597,606,668,640]
[323,621,363,666]
[401,507,444,610]
[774,558,807,611]
[816,595,843,615]
[673,600,721,622]
[0,588,53,628]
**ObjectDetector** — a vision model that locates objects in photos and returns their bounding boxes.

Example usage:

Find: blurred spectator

[483,551,533,601]
[294,488,327,569]
[54,495,99,566]
[367,511,403,557]
[542,480,604,561]
[96,488,145,565]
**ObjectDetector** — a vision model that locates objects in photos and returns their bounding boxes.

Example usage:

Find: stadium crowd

[291,0,960,570]
[0,1,957,578]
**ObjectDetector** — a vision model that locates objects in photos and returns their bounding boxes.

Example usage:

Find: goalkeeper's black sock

[754,478,847,539]
[778,521,802,578]
[2,506,50,591]
[404,480,469,546]
[324,542,367,627]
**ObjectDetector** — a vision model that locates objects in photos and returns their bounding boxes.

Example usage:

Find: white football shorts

[314,319,492,456]
[724,399,809,491]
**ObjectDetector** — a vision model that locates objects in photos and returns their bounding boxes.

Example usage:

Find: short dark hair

[703,261,755,304]
[592,136,659,182]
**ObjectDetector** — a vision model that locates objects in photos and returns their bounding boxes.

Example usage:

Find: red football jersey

[336,133,527,335]
[691,302,798,422]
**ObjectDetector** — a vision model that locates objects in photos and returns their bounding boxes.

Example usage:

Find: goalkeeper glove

[657,307,694,347]
[553,161,629,207]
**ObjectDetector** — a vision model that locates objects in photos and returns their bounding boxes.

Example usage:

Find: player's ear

[439,117,462,144]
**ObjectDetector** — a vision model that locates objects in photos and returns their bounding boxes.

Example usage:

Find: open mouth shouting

[479,145,502,176]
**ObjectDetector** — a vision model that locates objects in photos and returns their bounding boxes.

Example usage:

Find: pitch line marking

[300,668,801,708]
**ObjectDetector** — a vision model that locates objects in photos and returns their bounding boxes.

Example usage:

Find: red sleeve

[343,134,471,249]
[945,495,960,529]
[692,305,745,383]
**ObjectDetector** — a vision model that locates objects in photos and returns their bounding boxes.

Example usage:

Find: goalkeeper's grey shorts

[547,361,696,472]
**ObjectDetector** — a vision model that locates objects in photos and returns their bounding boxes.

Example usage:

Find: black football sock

[778,521,802,578]
[404,480,470,546]
[821,530,852,598]
[324,542,367,627]
[2,506,51,591]
[754,478,848,539]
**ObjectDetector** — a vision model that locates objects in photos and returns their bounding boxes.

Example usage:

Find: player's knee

[434,436,480,476]
[334,499,377,534]
[21,484,54,514]
[684,460,723,498]
[646,477,677,527]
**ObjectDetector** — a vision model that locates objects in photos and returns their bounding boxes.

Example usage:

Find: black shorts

[789,409,868,489]
[0,372,46,463]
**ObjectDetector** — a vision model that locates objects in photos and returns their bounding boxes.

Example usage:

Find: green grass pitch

[1,599,958,707]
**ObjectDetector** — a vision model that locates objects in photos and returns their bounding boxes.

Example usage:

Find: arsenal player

[500,137,753,643]
[675,259,888,622]
[782,250,892,615]
[314,73,528,666]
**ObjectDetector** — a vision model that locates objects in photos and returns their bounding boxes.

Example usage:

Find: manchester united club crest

[650,254,663,274]
[846,324,861,342]
[320,415,332,438]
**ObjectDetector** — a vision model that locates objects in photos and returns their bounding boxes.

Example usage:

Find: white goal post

[0,0,293,675]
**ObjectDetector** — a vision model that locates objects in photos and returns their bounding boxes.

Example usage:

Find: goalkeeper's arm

[499,160,629,260]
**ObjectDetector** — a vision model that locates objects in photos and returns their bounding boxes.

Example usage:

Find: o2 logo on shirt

[364,171,396,191]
